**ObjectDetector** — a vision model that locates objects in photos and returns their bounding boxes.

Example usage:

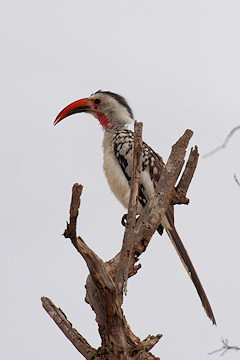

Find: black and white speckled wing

[113,128,165,208]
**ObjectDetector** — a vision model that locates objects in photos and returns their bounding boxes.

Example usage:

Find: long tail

[158,213,216,325]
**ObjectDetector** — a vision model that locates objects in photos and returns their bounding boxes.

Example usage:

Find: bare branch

[63,183,83,248]
[41,297,97,360]
[115,121,143,295]
[61,183,141,350]
[234,173,240,187]
[209,338,240,356]
[132,129,193,255]
[203,125,240,158]
[139,334,163,352]
[173,146,199,205]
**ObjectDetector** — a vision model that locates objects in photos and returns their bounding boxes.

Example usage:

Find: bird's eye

[94,99,101,104]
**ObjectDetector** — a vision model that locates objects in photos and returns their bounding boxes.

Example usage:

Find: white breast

[102,132,131,209]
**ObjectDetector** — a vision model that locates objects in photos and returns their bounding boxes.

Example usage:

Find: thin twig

[209,338,240,356]
[234,174,240,187]
[203,125,240,158]
[115,121,143,295]
[41,297,97,360]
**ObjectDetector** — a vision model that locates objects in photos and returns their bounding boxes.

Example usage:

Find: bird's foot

[121,213,140,227]
[121,213,127,227]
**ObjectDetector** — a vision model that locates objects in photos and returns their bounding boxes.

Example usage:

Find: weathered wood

[41,297,97,360]
[63,183,83,248]
[115,121,143,295]
[75,236,129,350]
[173,145,199,204]
[42,127,199,359]
[131,129,193,249]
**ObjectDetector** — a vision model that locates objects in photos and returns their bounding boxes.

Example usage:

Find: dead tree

[41,124,199,359]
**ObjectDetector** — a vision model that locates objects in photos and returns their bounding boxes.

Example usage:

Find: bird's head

[54,90,134,130]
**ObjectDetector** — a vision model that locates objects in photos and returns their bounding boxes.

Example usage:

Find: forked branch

[42,126,198,359]
[203,125,240,158]
[209,338,240,356]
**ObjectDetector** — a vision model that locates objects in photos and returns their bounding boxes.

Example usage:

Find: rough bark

[41,126,199,359]
[115,122,143,296]
[41,296,97,360]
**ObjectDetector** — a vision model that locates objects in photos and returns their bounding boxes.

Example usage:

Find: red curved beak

[54,98,90,126]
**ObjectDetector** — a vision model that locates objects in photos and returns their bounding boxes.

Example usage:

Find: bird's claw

[121,213,140,227]
[121,213,127,227]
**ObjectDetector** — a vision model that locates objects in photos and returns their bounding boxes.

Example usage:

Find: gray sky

[1,1,240,359]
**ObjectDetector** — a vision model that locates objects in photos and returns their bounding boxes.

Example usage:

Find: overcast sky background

[1,1,240,359]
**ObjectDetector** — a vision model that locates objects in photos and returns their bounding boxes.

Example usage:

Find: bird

[54,90,216,325]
